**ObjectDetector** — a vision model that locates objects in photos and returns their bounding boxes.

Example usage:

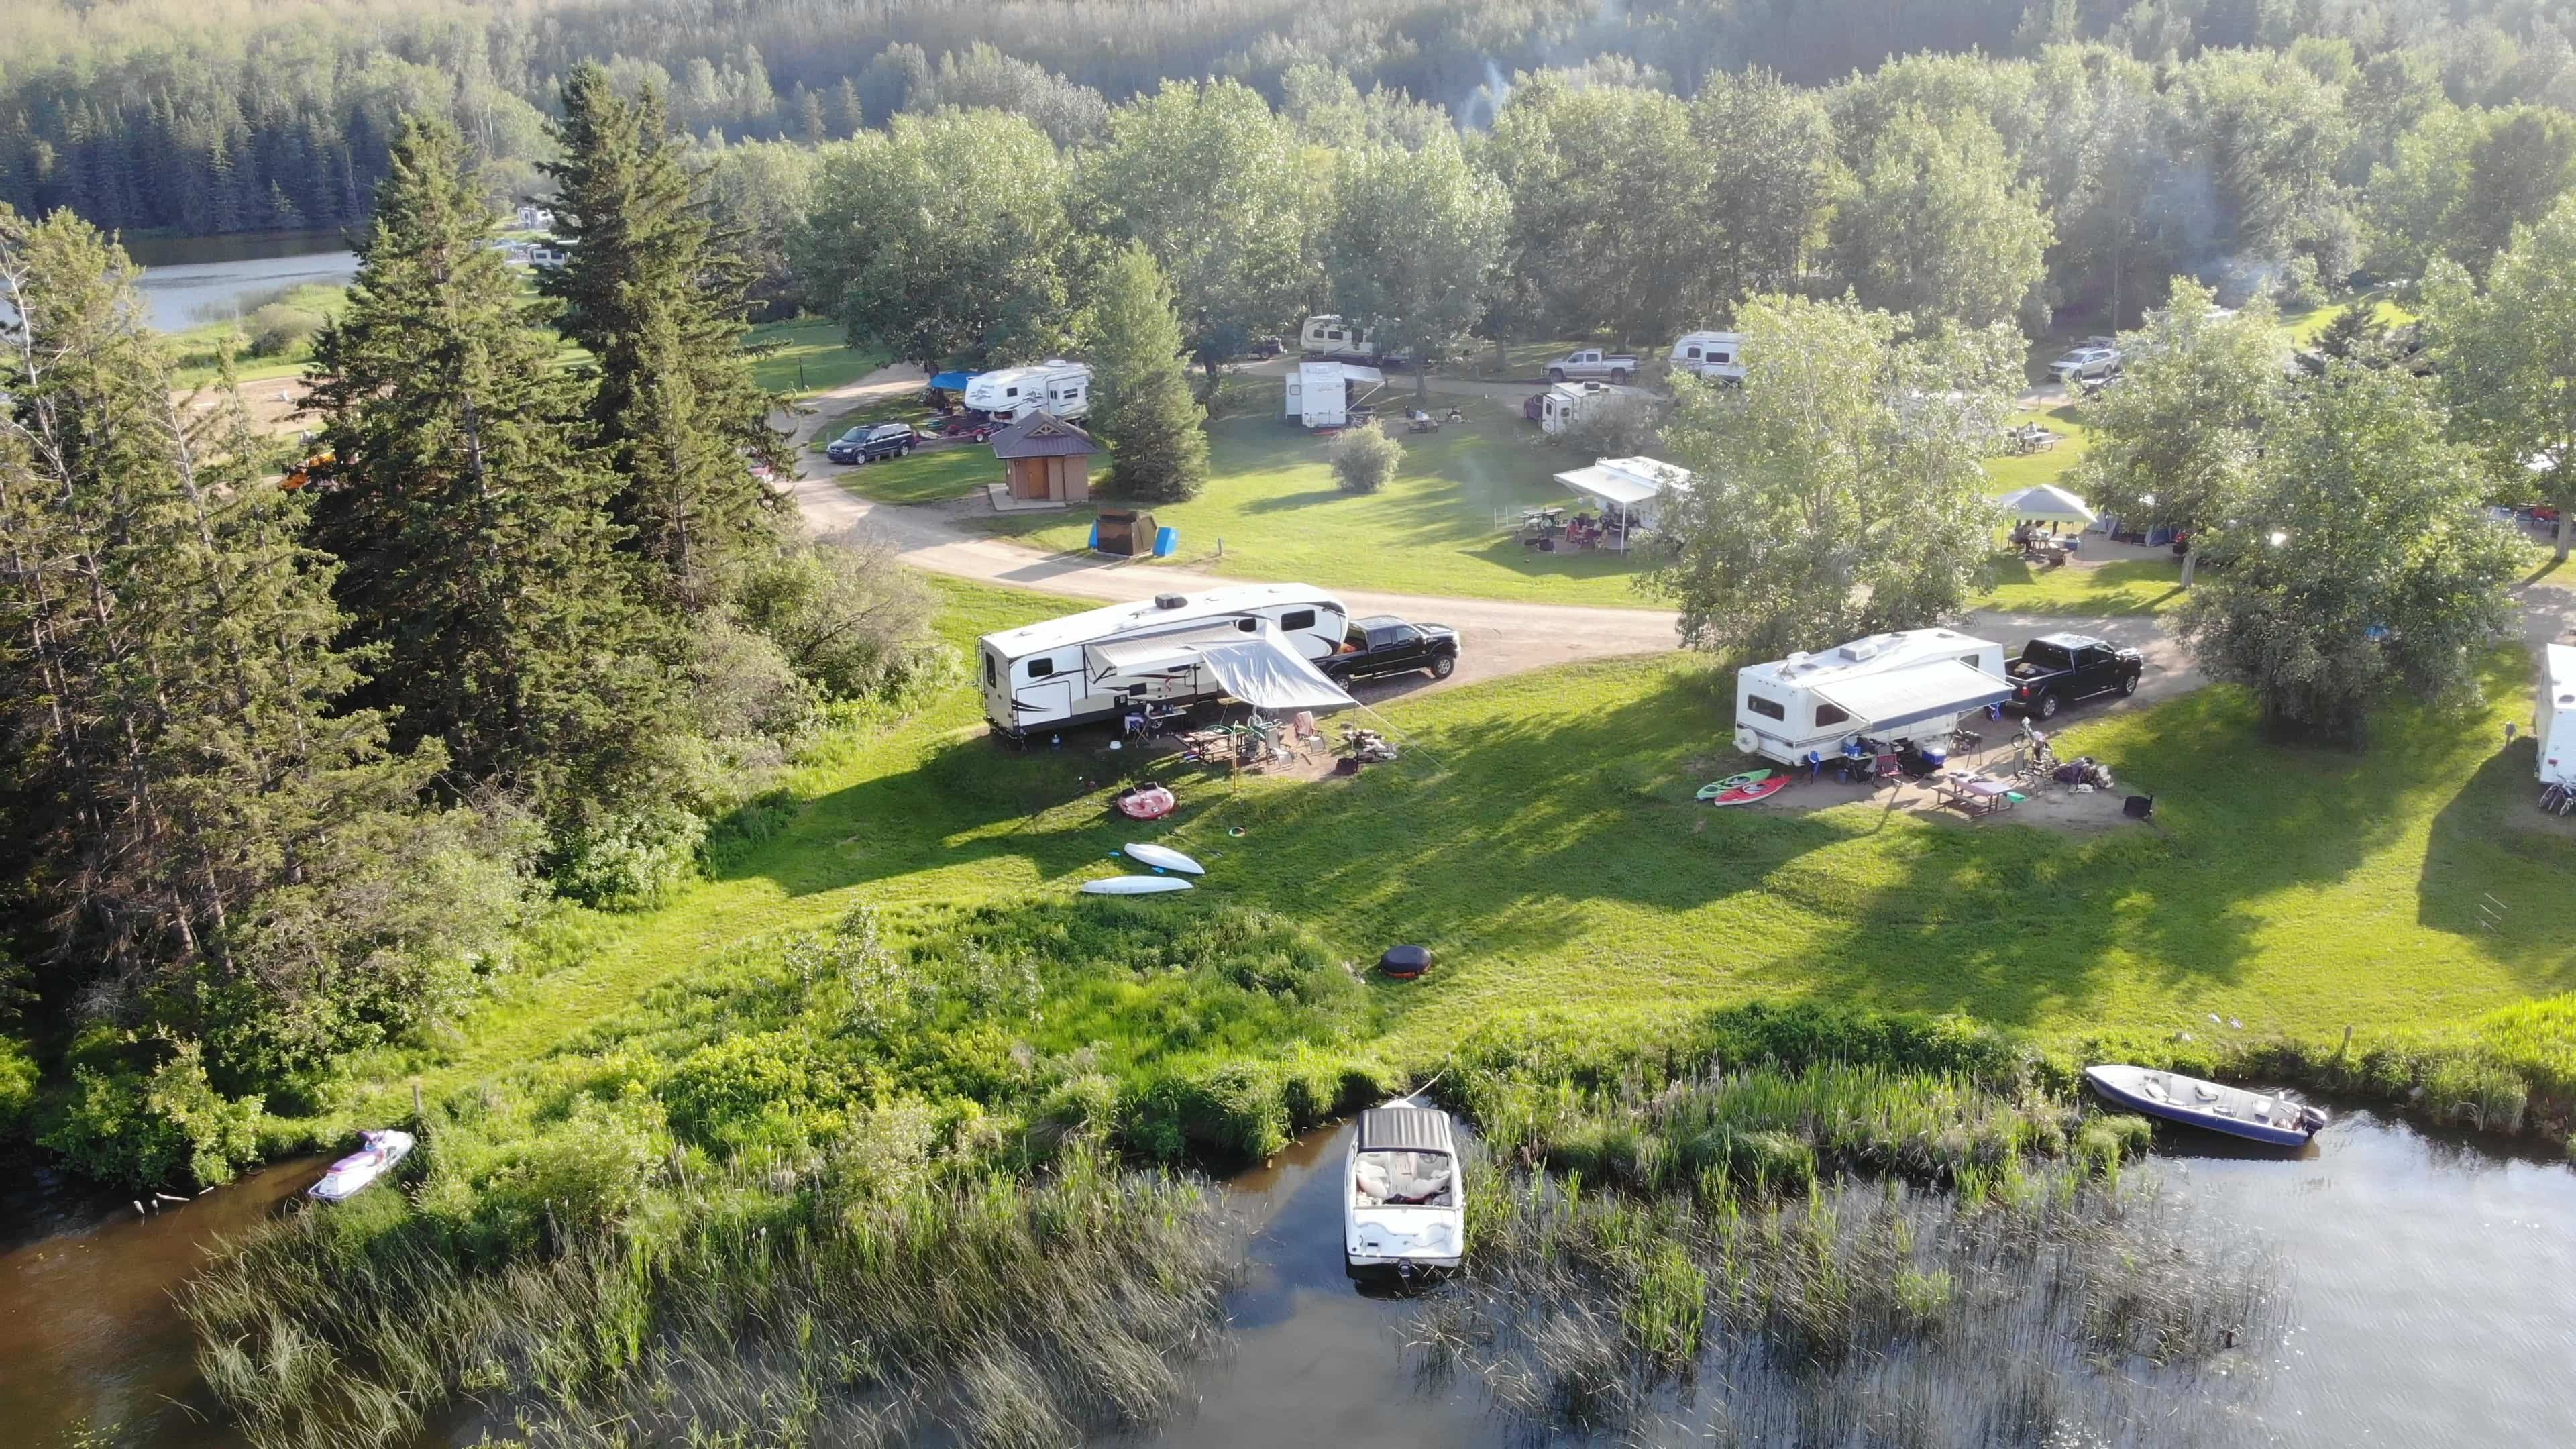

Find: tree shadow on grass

[2420,739,2576,994]
[1781,684,2445,1026]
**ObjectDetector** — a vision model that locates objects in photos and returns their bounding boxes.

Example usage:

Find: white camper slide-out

[976,584,1357,739]
[964,360,1092,423]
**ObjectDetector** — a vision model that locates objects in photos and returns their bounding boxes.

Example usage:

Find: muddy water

[0,1154,321,1448]
[1,1110,2571,1447]
[1138,1108,2576,1449]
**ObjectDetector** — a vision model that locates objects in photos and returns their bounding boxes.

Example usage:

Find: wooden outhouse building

[989,411,1099,504]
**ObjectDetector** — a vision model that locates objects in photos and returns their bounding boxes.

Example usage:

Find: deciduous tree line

[1,67,932,1186]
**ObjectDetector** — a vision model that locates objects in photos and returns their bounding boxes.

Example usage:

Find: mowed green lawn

[840,382,1660,606]
[338,575,2576,1116]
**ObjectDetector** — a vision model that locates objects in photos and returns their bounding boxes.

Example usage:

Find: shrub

[0,1033,37,1140]
[39,1040,264,1188]
[1329,422,1401,494]
[477,1097,664,1249]
[242,301,326,358]
[551,805,708,910]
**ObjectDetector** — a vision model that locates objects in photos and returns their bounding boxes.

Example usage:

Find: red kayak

[1705,775,1790,807]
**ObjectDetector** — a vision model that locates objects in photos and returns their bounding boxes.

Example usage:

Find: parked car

[1324,615,1460,682]
[1544,347,1638,384]
[826,422,918,464]
[2004,633,2143,718]
[2050,347,2121,384]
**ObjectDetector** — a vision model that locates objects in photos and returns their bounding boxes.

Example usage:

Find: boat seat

[2139,1076,2169,1102]
[2192,1083,2219,1102]
[2251,1096,2275,1122]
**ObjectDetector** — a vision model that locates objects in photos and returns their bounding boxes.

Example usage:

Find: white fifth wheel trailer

[2538,644,2576,786]
[1285,360,1385,428]
[965,360,1092,423]
[977,584,1356,739]
[1670,330,1745,384]
[1733,629,2012,766]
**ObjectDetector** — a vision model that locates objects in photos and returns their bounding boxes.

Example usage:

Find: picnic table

[1934,772,2019,820]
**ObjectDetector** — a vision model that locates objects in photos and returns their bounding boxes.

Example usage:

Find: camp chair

[1867,753,1902,789]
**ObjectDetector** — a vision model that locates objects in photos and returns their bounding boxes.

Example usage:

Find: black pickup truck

[2004,633,2144,719]
[1324,615,1460,683]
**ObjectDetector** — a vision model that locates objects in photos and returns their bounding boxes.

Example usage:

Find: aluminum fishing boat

[2085,1065,2327,1148]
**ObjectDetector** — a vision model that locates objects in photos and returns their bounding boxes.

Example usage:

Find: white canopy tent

[1991,482,2098,527]
[1553,456,1695,551]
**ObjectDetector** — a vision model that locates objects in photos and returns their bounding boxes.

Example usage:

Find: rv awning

[928,370,980,391]
[1191,630,1358,714]
[1085,627,1244,678]
[1555,457,1693,508]
[1812,661,2012,734]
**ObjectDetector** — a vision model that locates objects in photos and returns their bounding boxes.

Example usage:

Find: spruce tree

[0,204,460,1096]
[1086,243,1209,502]
[541,62,788,611]
[305,117,676,812]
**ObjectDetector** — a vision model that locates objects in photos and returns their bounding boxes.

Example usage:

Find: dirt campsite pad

[1702,740,2147,837]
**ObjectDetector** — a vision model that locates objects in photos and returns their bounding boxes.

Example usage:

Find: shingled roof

[989,412,1101,459]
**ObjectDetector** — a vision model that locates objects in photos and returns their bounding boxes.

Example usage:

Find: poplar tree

[541,62,789,610]
[0,205,474,1098]
[305,117,675,812]
[1085,243,1208,502]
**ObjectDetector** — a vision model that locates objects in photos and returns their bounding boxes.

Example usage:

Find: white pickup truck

[1544,348,1638,384]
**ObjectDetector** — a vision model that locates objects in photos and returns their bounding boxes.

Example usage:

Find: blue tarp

[929,370,980,391]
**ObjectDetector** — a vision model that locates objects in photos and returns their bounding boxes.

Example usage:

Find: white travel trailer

[1733,629,2012,766]
[1670,329,1745,383]
[2538,645,2576,786]
[965,360,1092,423]
[1300,315,1391,363]
[977,584,1356,739]
[1285,361,1385,428]
[1533,380,1651,437]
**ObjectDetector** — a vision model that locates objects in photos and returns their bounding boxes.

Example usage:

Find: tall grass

[182,1150,1238,1449]
[1411,1162,2282,1444]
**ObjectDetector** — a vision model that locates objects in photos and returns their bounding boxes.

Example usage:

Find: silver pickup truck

[1544,348,1638,384]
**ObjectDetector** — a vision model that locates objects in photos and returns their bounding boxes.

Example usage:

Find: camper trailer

[978,584,1353,739]
[964,360,1092,423]
[1529,381,1650,437]
[1285,361,1385,428]
[1670,330,1745,384]
[1733,629,2012,766]
[1301,315,1400,364]
[2539,645,2576,786]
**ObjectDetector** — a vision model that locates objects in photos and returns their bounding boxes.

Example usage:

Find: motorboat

[1344,1104,1464,1277]
[2084,1065,2327,1148]
[309,1128,415,1201]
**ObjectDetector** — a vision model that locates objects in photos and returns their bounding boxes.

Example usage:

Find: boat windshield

[1354,1149,1454,1208]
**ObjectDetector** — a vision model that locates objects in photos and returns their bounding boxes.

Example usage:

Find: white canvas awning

[1813,660,2012,734]
[1085,627,1244,680]
[1191,629,1357,714]
[1555,455,1692,509]
[1991,482,2098,525]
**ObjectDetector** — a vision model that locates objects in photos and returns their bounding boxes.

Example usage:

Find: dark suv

[826,422,918,464]
[1324,616,1460,682]
[2004,633,2144,718]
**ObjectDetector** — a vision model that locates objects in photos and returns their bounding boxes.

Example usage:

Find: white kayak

[309,1128,415,1201]
[1122,841,1205,875]
[1081,875,1194,896]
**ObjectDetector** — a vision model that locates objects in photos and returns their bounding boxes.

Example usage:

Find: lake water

[1,1107,2569,1446]
[117,229,359,333]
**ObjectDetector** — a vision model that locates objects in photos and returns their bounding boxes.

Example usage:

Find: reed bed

[1461,1060,2148,1195]
[180,1150,1239,1449]
[1412,1163,2284,1447]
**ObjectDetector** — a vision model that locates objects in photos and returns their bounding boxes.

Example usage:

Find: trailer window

[1238,617,1259,632]
[1281,609,1316,631]
[1026,657,1055,679]
[1006,386,1020,398]
[1684,346,1701,360]
[1816,702,1849,727]
[984,653,997,688]
[1747,696,1786,720]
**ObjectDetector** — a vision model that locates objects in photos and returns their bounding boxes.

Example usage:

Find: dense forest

[9,0,2576,244]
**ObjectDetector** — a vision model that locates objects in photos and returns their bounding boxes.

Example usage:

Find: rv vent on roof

[1837,638,1884,662]
[1153,594,1187,610]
